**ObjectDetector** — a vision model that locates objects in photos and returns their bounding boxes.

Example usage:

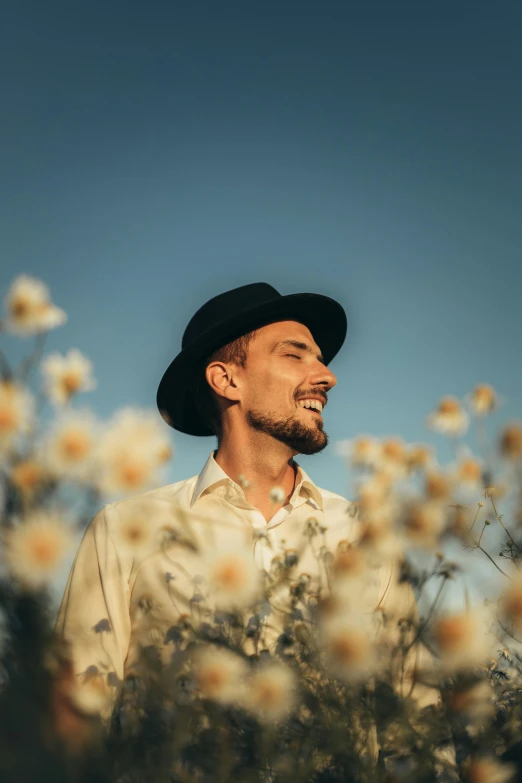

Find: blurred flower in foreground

[269,486,285,504]
[466,384,499,417]
[449,447,484,494]
[192,646,247,705]
[357,508,401,560]
[498,573,522,634]
[204,544,262,611]
[4,510,74,590]
[41,349,96,406]
[445,680,495,725]
[499,422,522,461]
[2,274,67,335]
[426,396,469,437]
[401,499,446,550]
[10,458,46,498]
[95,408,173,496]
[406,443,434,472]
[111,499,173,558]
[430,608,493,671]
[0,380,35,459]
[379,437,409,479]
[70,673,113,717]
[242,661,298,723]
[39,409,100,482]
[319,610,379,682]
[461,756,515,783]
[335,435,382,469]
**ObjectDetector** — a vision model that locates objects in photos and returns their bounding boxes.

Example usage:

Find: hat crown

[182,282,280,348]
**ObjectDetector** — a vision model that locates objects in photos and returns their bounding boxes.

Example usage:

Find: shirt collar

[190,450,324,512]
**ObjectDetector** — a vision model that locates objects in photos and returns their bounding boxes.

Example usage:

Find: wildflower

[269,486,285,504]
[95,408,172,496]
[446,504,475,544]
[401,500,446,550]
[242,661,298,723]
[450,448,484,491]
[356,473,393,514]
[357,506,401,560]
[424,468,454,501]
[39,409,99,482]
[3,274,67,335]
[335,436,382,469]
[319,611,379,682]
[499,573,522,633]
[446,680,495,723]
[41,349,96,405]
[379,437,409,479]
[192,646,247,705]
[499,422,522,461]
[237,474,252,489]
[4,510,74,589]
[430,608,493,671]
[111,500,164,558]
[332,541,368,582]
[204,545,262,611]
[461,757,515,783]
[0,381,35,458]
[10,458,45,497]
[406,444,434,472]
[69,675,113,716]
[466,384,499,417]
[426,396,469,437]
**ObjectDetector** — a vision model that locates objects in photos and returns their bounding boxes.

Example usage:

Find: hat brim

[157,292,347,436]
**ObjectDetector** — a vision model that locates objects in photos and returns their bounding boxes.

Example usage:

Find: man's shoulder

[99,474,198,519]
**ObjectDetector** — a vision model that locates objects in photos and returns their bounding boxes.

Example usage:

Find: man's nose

[309,362,337,391]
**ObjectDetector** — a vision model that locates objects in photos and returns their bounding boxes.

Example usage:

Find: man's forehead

[255,321,320,352]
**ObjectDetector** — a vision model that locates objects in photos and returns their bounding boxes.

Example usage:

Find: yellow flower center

[61,371,83,395]
[60,430,91,460]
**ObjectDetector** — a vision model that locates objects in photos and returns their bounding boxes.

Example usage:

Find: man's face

[239,320,337,455]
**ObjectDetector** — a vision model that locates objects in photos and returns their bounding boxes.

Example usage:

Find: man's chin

[246,410,328,455]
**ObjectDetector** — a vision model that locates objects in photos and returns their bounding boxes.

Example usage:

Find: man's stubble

[246,407,328,455]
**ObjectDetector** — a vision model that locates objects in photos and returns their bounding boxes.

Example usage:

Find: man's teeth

[298,399,323,412]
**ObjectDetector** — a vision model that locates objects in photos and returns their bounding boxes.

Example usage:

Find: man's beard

[246,406,328,455]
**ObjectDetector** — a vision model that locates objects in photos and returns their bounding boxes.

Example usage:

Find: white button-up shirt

[55,450,439,717]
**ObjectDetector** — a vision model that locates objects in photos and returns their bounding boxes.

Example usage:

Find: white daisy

[204,545,263,611]
[465,384,501,417]
[95,408,173,496]
[241,661,298,723]
[269,486,285,504]
[318,610,380,682]
[426,396,469,437]
[192,646,247,705]
[4,510,74,590]
[3,274,67,335]
[41,348,96,405]
[0,381,35,460]
[334,435,382,469]
[430,607,494,672]
[39,409,100,482]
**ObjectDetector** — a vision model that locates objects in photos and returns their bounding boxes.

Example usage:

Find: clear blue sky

[2,0,521,507]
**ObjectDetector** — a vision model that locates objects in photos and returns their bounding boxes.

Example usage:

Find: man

[55,282,442,760]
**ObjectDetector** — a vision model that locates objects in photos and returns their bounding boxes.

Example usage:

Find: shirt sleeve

[54,503,132,718]
[376,556,441,710]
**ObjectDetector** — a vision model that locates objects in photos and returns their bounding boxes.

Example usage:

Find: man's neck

[214,436,298,522]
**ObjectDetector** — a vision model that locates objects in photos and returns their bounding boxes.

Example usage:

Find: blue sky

[2,0,521,520]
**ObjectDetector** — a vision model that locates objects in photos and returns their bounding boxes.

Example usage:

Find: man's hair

[193,329,259,443]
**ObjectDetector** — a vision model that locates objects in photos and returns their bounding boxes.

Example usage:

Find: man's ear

[205,362,242,402]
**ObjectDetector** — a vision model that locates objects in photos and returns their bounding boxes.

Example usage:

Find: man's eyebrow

[272,339,324,364]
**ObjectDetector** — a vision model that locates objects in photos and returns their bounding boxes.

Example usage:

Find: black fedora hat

[156,282,347,436]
